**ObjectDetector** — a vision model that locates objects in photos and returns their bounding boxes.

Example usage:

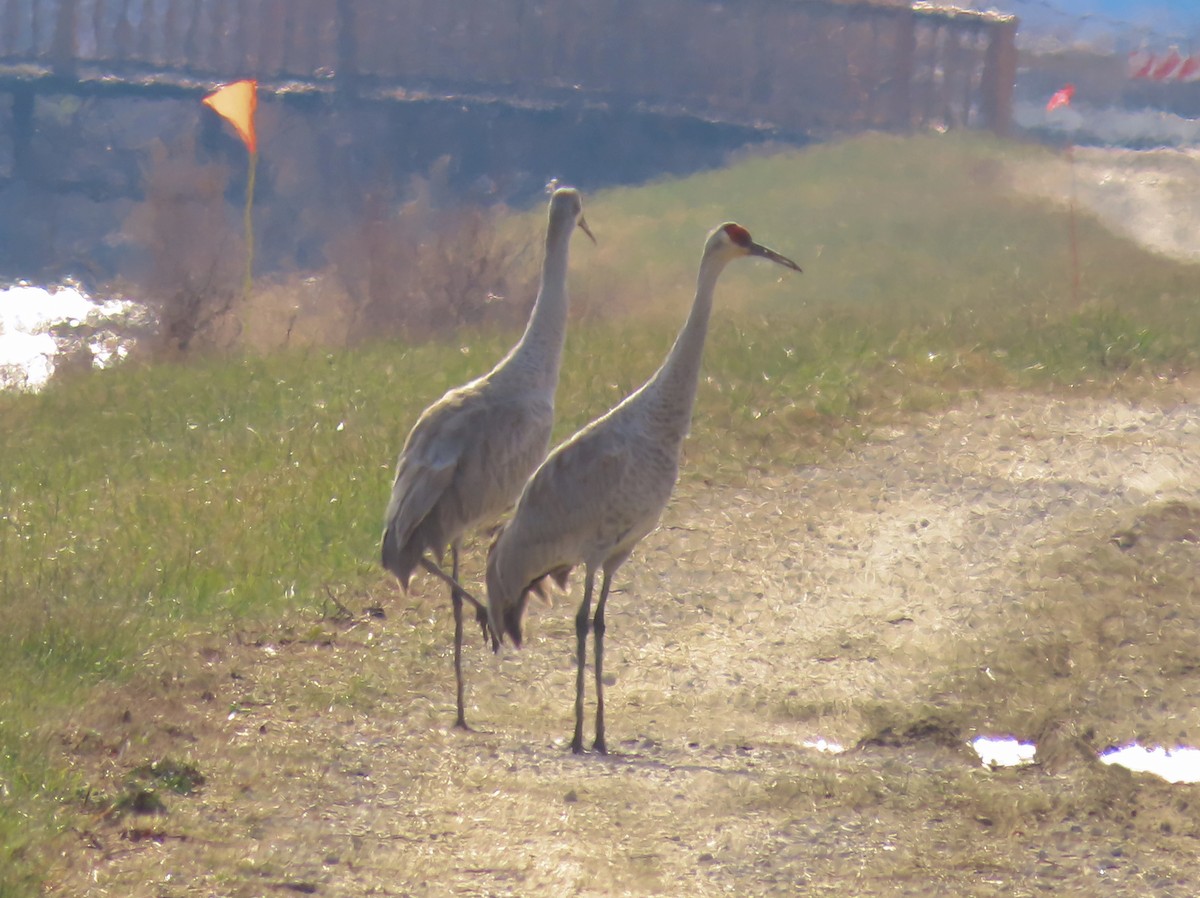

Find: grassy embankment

[1,132,1197,894]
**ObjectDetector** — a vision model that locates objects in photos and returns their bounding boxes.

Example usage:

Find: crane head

[549,186,596,244]
[713,222,801,272]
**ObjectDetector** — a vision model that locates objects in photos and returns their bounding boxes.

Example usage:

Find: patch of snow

[972,735,1037,768]
[971,736,1200,783]
[0,283,139,390]
[802,738,845,754]
[1100,743,1200,784]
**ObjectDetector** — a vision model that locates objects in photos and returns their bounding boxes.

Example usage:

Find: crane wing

[381,387,483,546]
[383,429,461,552]
[488,427,638,645]
[383,385,554,570]
[515,426,634,552]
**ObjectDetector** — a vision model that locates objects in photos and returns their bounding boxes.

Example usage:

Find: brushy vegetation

[120,148,538,356]
[120,136,242,356]
[1,131,1199,893]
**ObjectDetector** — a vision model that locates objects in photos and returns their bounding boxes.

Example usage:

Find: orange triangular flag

[203,79,258,153]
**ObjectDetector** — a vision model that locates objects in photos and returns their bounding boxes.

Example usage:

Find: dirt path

[1014,146,1200,265]
[49,384,1200,897]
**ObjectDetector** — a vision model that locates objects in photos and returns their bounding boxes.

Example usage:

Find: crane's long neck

[492,221,572,398]
[640,249,727,442]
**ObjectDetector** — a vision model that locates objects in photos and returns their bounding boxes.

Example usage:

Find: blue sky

[985,0,1200,38]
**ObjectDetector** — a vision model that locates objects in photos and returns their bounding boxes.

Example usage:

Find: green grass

[2,131,1199,893]
[563,134,1177,321]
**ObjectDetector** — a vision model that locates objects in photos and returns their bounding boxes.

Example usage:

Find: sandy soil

[1013,146,1200,265]
[46,382,1200,897]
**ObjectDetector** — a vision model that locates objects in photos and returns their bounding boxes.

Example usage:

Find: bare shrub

[121,136,243,356]
[329,158,536,343]
[234,273,355,353]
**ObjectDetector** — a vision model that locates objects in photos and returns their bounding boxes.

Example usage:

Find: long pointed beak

[577,215,597,245]
[750,241,801,273]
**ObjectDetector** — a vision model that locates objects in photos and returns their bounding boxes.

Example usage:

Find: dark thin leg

[571,567,596,754]
[450,544,470,730]
[419,556,488,618]
[419,554,494,648]
[592,569,614,754]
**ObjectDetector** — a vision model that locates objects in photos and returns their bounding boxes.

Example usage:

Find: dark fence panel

[0,0,1016,134]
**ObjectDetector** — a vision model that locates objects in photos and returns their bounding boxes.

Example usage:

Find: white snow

[0,283,138,390]
[1100,743,1200,784]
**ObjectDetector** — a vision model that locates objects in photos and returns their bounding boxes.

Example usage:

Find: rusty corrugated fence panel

[3,0,1016,136]
[981,16,1018,135]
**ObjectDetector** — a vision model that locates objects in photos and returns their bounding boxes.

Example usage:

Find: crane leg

[592,569,614,754]
[571,567,596,754]
[418,555,495,648]
[449,544,471,730]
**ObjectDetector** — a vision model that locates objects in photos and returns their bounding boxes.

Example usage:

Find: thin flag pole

[1046,84,1079,307]
[1066,144,1080,307]
[202,79,259,302]
[244,148,257,301]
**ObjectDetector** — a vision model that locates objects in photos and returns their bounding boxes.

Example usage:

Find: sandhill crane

[381,187,594,730]
[486,222,801,753]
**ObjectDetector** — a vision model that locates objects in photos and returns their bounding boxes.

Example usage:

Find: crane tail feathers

[488,566,575,648]
[381,520,442,591]
[501,564,575,645]
[549,566,572,590]
[529,565,573,600]
[501,601,525,648]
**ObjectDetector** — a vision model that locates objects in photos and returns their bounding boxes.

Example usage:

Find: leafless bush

[330,158,536,343]
[121,136,242,356]
[233,273,355,353]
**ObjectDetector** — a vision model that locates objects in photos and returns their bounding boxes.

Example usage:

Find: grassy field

[1,131,1198,894]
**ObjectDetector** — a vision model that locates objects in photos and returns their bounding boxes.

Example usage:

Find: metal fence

[0,0,1017,134]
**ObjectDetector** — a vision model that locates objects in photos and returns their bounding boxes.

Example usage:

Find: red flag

[1151,48,1183,81]
[1128,49,1155,79]
[1046,84,1074,112]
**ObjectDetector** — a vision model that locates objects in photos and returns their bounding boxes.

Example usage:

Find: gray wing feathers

[529,434,632,538]
[380,427,461,587]
[487,389,690,646]
[501,430,635,581]
[527,416,679,562]
[382,389,553,589]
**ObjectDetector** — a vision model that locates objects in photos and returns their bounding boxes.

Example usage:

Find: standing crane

[486,222,801,754]
[381,187,594,730]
